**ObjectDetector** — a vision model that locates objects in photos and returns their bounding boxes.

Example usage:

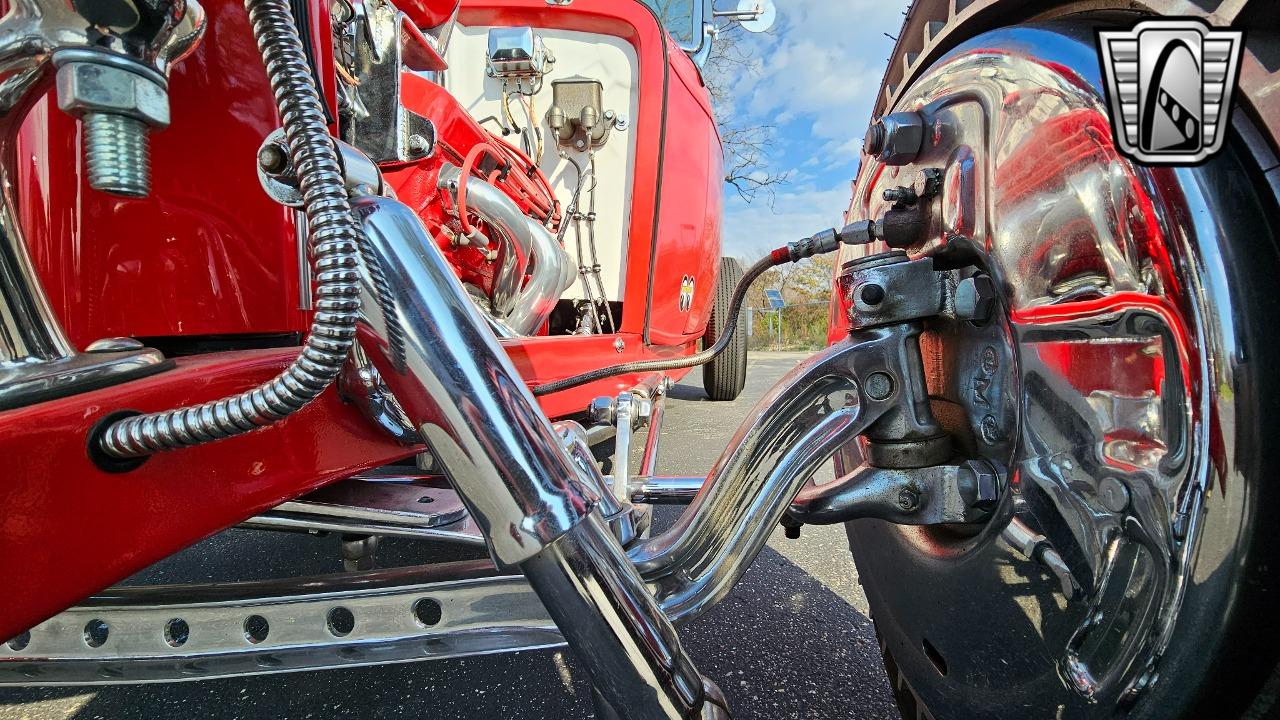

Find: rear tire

[702,257,747,401]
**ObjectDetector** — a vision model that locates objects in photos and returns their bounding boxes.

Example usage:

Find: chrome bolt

[588,396,616,426]
[613,337,625,353]
[865,372,895,401]
[56,60,170,198]
[865,111,924,166]
[82,114,151,197]
[980,414,1001,444]
[1098,476,1130,514]
[407,133,432,157]
[961,458,1001,511]
[897,488,920,511]
[257,142,289,174]
[956,274,998,323]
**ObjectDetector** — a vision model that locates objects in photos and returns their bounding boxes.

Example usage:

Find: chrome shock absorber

[97,0,365,459]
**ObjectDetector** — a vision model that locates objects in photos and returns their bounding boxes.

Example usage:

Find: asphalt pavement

[0,352,898,720]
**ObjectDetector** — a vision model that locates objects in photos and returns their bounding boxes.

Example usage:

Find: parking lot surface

[0,352,898,720]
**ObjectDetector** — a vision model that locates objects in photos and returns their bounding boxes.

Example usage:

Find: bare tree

[646,1,790,205]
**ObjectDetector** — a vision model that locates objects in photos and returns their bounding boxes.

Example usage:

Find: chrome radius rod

[628,330,913,623]
[350,193,725,720]
[628,252,979,624]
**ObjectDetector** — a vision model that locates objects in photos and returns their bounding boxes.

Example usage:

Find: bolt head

[955,274,998,323]
[257,143,289,174]
[864,371,895,401]
[863,121,886,157]
[56,62,169,128]
[587,396,616,426]
[859,283,885,306]
[874,111,924,166]
[897,488,920,512]
[407,133,432,157]
[961,459,1001,510]
[1098,476,1131,514]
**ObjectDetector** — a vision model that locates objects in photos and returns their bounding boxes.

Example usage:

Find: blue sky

[713,0,913,258]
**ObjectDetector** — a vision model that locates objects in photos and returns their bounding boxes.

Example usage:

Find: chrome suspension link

[98,0,362,459]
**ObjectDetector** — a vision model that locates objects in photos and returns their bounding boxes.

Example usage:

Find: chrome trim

[0,563,555,685]
[241,512,486,547]
[630,476,704,505]
[436,164,574,336]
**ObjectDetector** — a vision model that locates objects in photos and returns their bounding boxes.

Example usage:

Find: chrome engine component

[256,127,388,206]
[339,0,439,163]
[98,0,364,460]
[485,27,554,79]
[862,109,924,166]
[437,164,575,336]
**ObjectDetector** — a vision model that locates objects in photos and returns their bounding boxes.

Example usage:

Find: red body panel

[1,0,724,634]
[0,352,416,639]
[18,0,325,347]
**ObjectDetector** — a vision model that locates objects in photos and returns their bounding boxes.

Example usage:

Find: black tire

[701,257,747,401]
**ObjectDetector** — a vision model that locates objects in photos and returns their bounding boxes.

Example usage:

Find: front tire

[702,257,748,401]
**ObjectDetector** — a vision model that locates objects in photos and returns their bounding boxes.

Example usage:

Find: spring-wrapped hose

[98,0,362,459]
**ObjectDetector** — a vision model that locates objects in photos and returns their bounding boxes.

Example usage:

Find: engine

[322,0,631,337]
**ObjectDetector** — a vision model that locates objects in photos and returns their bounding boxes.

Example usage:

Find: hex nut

[587,396,616,426]
[838,219,876,246]
[56,62,170,128]
[872,111,924,166]
[955,274,998,323]
[961,459,1001,510]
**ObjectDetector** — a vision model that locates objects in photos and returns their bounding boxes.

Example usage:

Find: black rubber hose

[532,248,793,396]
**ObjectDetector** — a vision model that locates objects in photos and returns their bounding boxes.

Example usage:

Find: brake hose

[531,227,851,396]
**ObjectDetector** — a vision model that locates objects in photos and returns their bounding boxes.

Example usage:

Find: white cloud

[721,181,854,260]
[729,0,908,137]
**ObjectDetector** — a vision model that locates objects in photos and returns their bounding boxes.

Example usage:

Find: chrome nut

[56,62,170,128]
[867,111,923,166]
[955,274,998,323]
[961,458,1001,511]
[587,396,616,426]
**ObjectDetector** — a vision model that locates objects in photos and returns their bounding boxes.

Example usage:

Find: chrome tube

[351,193,724,717]
[521,514,728,720]
[631,476,705,505]
[351,193,591,565]
[437,164,574,336]
[628,332,908,622]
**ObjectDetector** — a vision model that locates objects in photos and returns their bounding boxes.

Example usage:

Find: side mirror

[715,0,777,34]
[682,0,777,68]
